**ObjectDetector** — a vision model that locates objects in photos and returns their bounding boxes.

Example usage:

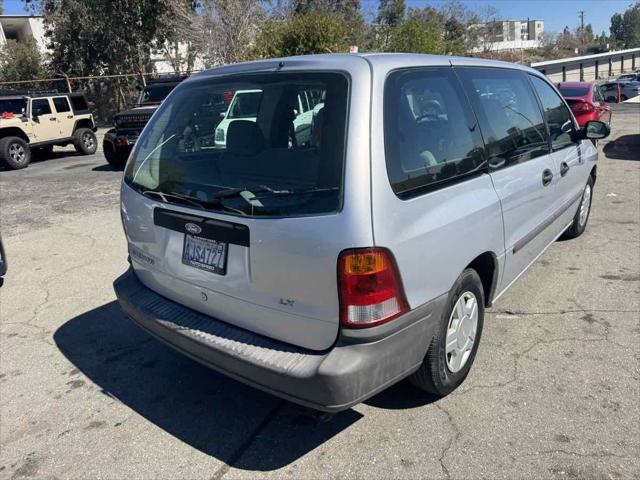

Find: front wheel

[103,140,128,170]
[409,268,484,396]
[563,176,594,239]
[73,128,97,155]
[0,136,31,169]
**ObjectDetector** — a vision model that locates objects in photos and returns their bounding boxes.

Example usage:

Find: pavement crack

[490,308,638,316]
[434,403,461,480]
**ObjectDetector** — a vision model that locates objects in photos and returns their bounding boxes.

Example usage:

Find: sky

[2,0,634,37]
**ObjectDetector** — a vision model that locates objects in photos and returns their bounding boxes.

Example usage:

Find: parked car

[0,92,97,169]
[617,72,640,82]
[557,82,611,128]
[600,81,640,102]
[214,89,324,148]
[103,75,188,169]
[0,236,6,287]
[114,54,609,412]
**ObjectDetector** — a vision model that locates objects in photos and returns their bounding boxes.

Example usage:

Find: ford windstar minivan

[114,54,609,412]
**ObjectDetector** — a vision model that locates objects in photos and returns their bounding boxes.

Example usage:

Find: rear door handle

[560,162,570,177]
[542,169,553,186]
[66,115,73,119]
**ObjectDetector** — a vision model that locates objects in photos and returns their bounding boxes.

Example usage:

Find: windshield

[558,86,589,97]
[0,99,27,116]
[139,84,178,104]
[124,72,348,217]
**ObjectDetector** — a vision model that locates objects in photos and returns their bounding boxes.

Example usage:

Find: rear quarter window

[69,96,89,113]
[383,67,487,198]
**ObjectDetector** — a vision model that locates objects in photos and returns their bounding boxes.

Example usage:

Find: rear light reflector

[570,101,594,113]
[338,248,409,328]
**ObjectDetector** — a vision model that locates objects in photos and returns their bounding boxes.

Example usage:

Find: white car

[215,89,324,147]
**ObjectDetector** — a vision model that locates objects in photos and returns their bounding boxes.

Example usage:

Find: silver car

[114,54,609,412]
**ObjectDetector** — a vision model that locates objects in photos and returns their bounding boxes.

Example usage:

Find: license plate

[182,234,227,275]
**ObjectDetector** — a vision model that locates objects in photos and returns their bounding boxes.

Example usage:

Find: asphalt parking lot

[0,104,638,480]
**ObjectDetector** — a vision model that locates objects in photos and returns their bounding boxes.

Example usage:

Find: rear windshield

[124,72,349,217]
[558,86,589,97]
[0,98,27,116]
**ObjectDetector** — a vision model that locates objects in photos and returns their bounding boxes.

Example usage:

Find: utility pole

[578,10,585,54]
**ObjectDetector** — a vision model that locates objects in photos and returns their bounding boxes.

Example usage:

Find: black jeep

[103,75,187,169]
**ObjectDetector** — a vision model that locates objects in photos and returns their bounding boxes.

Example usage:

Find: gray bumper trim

[114,268,445,412]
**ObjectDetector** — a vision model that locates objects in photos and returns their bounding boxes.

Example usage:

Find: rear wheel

[409,268,484,396]
[0,136,31,170]
[563,176,594,239]
[73,128,97,155]
[103,139,128,170]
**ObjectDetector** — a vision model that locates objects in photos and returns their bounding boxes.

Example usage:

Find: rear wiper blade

[249,186,339,200]
[143,189,246,215]
[142,189,203,209]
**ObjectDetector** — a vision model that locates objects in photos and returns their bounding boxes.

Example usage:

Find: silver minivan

[114,54,609,412]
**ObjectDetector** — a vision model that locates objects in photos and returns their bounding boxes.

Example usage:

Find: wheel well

[466,252,498,307]
[0,127,29,143]
[590,165,597,184]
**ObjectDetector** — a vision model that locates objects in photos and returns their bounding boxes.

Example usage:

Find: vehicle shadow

[92,163,121,172]
[54,301,362,470]
[603,134,640,161]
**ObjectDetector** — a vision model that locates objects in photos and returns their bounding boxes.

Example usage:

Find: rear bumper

[114,268,445,412]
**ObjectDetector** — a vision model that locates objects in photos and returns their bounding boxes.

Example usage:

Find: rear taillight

[570,102,594,113]
[338,248,409,328]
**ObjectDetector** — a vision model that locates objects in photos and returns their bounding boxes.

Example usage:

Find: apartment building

[472,19,545,52]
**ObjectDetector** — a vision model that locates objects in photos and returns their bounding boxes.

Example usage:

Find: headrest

[226,120,264,156]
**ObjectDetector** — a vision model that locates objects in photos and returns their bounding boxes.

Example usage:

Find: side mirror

[219,111,226,119]
[583,120,610,140]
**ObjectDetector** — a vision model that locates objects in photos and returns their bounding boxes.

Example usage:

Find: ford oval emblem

[185,223,202,235]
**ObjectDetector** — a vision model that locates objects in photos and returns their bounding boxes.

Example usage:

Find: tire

[73,128,97,155]
[409,268,485,396]
[563,176,594,239]
[103,139,128,170]
[0,136,31,170]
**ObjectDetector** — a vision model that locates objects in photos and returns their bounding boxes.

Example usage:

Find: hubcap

[83,133,95,149]
[579,184,591,227]
[9,143,26,164]
[445,291,478,373]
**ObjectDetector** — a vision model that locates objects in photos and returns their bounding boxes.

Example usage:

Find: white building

[472,19,545,53]
[0,15,47,54]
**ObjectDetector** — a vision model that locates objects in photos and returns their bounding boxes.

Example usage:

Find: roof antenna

[276,61,285,71]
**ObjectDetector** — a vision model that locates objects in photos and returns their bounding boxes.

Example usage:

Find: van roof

[191,53,537,81]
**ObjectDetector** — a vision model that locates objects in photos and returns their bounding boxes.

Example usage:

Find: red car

[556,81,612,128]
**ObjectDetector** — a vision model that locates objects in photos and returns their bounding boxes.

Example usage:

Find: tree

[291,0,361,22]
[387,15,443,54]
[0,39,48,87]
[610,2,640,48]
[24,0,185,75]
[199,0,265,66]
[155,0,201,72]
[252,11,348,58]
[376,0,405,27]
[0,0,4,15]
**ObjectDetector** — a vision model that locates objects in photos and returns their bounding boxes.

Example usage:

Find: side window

[529,75,577,151]
[32,99,52,115]
[456,68,549,170]
[594,86,604,103]
[384,67,486,197]
[69,96,89,113]
[52,97,71,113]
